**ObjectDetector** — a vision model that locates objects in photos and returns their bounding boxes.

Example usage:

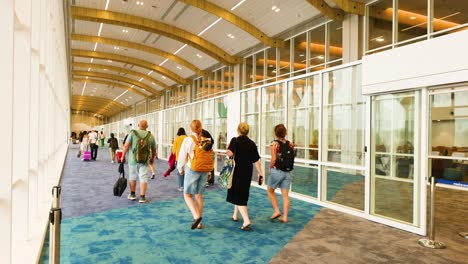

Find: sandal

[240,224,252,231]
[270,213,282,221]
[232,217,239,222]
[191,217,202,230]
[197,223,203,229]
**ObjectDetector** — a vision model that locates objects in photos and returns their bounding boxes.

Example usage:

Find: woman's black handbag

[113,163,127,196]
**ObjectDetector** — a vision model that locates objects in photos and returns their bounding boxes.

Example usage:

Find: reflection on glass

[265,47,277,83]
[430,89,468,184]
[278,40,291,78]
[324,166,364,211]
[328,20,343,63]
[434,0,468,33]
[397,0,428,42]
[244,56,254,87]
[293,32,307,76]
[241,90,260,144]
[203,100,214,135]
[367,0,393,51]
[288,79,308,157]
[215,98,228,150]
[255,50,265,84]
[262,84,285,154]
[371,91,418,224]
[292,165,318,198]
[322,66,365,166]
[309,25,325,72]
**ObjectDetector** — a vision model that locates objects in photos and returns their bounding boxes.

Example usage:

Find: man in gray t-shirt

[121,120,156,203]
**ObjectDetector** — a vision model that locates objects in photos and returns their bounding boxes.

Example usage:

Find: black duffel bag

[113,163,127,196]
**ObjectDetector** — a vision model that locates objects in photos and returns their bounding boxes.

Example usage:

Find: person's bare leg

[140,182,147,196]
[280,189,290,223]
[195,194,204,218]
[232,205,239,220]
[184,194,200,219]
[267,187,281,218]
[238,206,251,227]
[130,180,136,193]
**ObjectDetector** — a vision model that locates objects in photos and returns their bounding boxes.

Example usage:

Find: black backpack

[110,138,118,150]
[275,140,295,172]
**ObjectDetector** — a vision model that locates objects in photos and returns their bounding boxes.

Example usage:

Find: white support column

[0,0,14,263]
[11,0,33,252]
[342,14,360,63]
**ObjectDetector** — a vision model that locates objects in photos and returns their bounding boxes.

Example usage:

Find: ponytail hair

[190,120,203,136]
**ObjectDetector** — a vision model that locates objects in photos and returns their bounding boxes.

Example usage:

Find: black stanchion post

[49,186,62,264]
[418,177,446,249]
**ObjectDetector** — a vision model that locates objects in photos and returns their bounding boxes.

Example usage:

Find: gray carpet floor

[61,144,220,219]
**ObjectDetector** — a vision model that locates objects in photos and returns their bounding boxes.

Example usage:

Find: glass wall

[366,0,468,54]
[429,88,468,186]
[193,66,234,101]
[240,64,364,210]
[371,91,419,224]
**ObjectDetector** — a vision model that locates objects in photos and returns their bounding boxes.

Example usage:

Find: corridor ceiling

[69,0,367,117]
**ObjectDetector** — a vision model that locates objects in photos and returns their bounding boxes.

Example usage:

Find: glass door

[370,91,421,226]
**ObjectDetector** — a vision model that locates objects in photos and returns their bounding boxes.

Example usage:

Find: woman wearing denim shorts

[267,124,293,223]
[176,120,210,230]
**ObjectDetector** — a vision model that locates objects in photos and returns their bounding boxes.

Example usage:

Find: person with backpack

[121,120,157,204]
[177,120,214,230]
[107,133,119,163]
[268,124,295,223]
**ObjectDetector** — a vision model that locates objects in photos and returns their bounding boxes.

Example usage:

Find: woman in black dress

[226,122,263,231]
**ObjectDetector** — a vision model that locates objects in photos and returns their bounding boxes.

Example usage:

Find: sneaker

[139,196,147,203]
[178,187,184,192]
[151,174,155,180]
[127,194,137,201]
[111,161,114,163]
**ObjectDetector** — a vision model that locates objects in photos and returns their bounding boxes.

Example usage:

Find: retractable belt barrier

[49,186,62,263]
[418,177,446,249]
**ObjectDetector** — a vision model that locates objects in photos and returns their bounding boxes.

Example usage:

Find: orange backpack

[190,135,214,172]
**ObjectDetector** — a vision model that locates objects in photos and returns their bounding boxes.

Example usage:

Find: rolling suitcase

[116,150,123,163]
[83,151,91,161]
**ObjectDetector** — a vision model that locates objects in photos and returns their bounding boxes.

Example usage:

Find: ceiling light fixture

[227,33,235,39]
[139,77,144,81]
[147,70,153,75]
[104,0,110,10]
[131,85,135,88]
[176,66,182,70]
[136,1,144,5]
[198,17,222,36]
[318,55,324,59]
[299,54,304,57]
[113,90,128,101]
[122,29,129,33]
[159,58,169,66]
[272,5,276,10]
[114,46,120,50]
[88,67,91,71]
[81,82,87,96]
[275,8,280,12]
[231,0,246,11]
[97,23,103,36]
[174,44,188,55]
[152,82,156,85]
[90,58,94,63]
[196,53,202,58]
[93,42,98,51]
[162,76,167,79]
[376,37,385,42]
[107,60,112,62]
[409,16,416,20]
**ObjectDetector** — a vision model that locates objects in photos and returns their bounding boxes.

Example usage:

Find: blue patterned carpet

[57,188,320,264]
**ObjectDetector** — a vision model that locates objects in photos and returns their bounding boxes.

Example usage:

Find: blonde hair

[237,122,249,136]
[190,120,203,135]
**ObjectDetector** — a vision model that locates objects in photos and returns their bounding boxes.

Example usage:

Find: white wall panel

[362,30,468,95]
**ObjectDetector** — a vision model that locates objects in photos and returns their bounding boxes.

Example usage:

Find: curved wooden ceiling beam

[72,70,163,95]
[331,0,365,16]
[177,0,285,48]
[71,6,242,65]
[306,0,344,21]
[72,95,130,116]
[72,77,148,98]
[71,34,206,76]
[71,49,187,85]
[73,62,168,93]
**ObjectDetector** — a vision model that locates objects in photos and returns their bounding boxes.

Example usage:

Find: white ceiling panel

[172,4,219,36]
[106,0,177,22]
[151,35,184,54]
[74,0,106,10]
[73,57,128,69]
[228,0,321,37]
[129,65,177,87]
[208,0,240,11]
[94,41,166,65]
[71,40,96,51]
[176,45,218,70]
[202,19,260,55]
[73,20,102,35]
[99,23,150,44]
[162,60,195,79]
